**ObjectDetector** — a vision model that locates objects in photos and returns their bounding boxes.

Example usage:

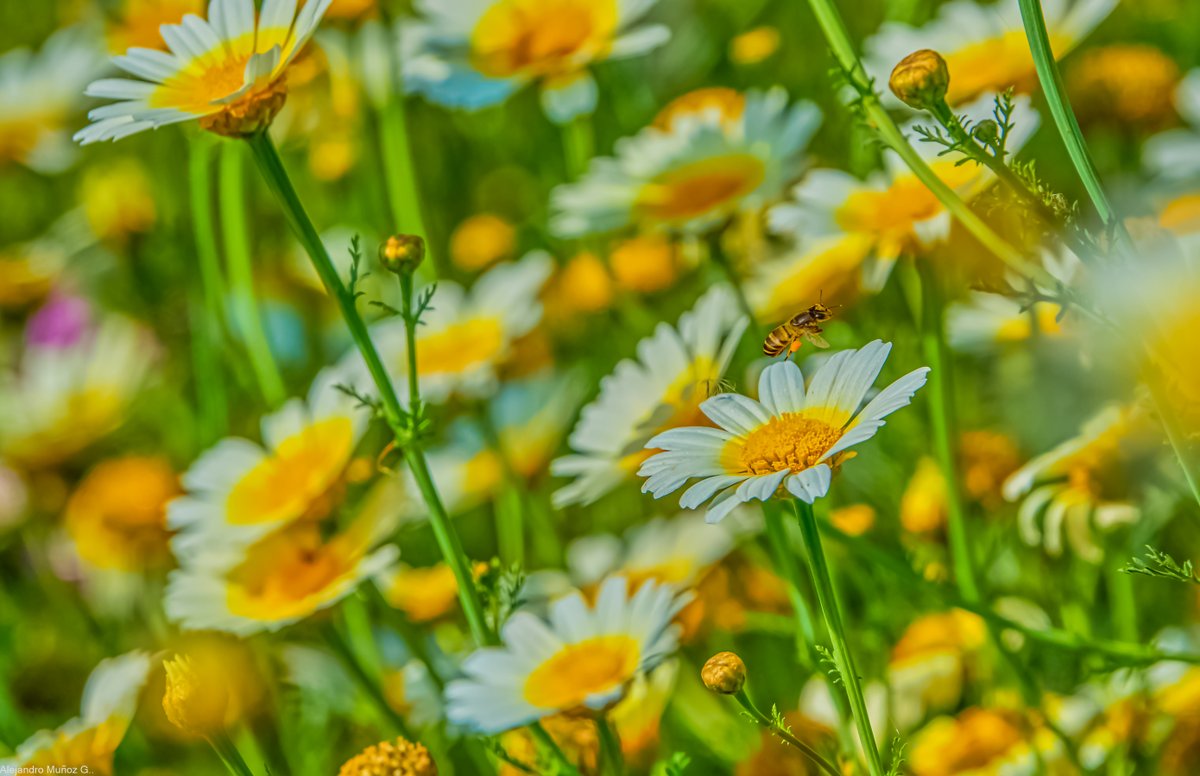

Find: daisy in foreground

[445,576,688,733]
[75,0,332,143]
[640,340,930,523]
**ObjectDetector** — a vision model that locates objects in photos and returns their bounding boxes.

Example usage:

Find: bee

[763,299,837,358]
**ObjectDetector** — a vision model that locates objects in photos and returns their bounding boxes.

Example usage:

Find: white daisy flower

[444,576,688,734]
[75,0,333,144]
[551,285,748,508]
[639,340,930,523]
[1,651,150,773]
[744,236,873,324]
[1144,70,1200,196]
[0,302,156,468]
[401,0,669,124]
[1003,404,1146,562]
[348,252,552,406]
[769,93,1038,290]
[864,0,1116,107]
[551,88,821,237]
[165,502,399,635]
[0,26,103,172]
[167,366,368,553]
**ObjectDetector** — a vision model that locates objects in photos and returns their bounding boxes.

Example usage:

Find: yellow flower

[451,214,516,271]
[959,430,1021,506]
[106,0,206,53]
[326,0,378,19]
[548,251,613,316]
[831,503,876,536]
[338,737,437,776]
[77,0,333,143]
[376,562,486,623]
[65,456,178,572]
[701,651,746,694]
[610,234,681,293]
[901,457,947,534]
[79,158,157,243]
[1068,44,1180,128]
[162,655,231,737]
[729,27,781,66]
[652,87,746,132]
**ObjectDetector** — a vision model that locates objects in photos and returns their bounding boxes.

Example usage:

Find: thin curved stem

[208,732,257,776]
[218,141,286,407]
[322,624,413,738]
[187,141,229,441]
[734,689,841,776]
[792,500,885,776]
[596,715,625,776]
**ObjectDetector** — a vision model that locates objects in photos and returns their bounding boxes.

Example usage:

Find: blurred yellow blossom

[106,0,204,53]
[162,655,231,737]
[450,213,517,271]
[729,27,781,66]
[901,457,947,534]
[1069,44,1181,128]
[831,503,876,536]
[65,456,178,572]
[610,234,680,293]
[79,159,157,243]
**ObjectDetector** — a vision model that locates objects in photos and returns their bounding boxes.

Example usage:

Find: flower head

[701,651,746,694]
[76,0,333,143]
[401,0,669,124]
[450,213,516,271]
[338,737,438,776]
[162,655,231,736]
[640,341,929,522]
[445,576,688,733]
[889,49,950,110]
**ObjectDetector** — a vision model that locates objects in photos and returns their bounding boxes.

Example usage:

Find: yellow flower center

[0,112,59,165]
[941,29,1070,105]
[619,361,721,473]
[470,0,618,78]
[151,45,258,114]
[227,417,354,526]
[731,413,843,476]
[66,456,178,571]
[634,153,766,225]
[225,524,359,620]
[414,317,506,377]
[523,635,640,709]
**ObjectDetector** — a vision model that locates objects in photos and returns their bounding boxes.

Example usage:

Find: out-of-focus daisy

[106,0,206,53]
[640,340,929,522]
[729,27,781,67]
[450,213,517,272]
[168,367,367,552]
[0,297,155,468]
[769,94,1038,290]
[75,0,333,143]
[610,661,678,764]
[353,253,551,405]
[908,706,1066,775]
[0,27,101,172]
[888,610,986,730]
[166,504,398,635]
[401,0,669,124]
[552,285,747,507]
[445,576,688,733]
[1145,70,1200,183]
[65,456,179,573]
[900,457,948,535]
[552,88,821,237]
[543,251,614,319]
[609,234,682,294]
[375,561,486,623]
[948,293,1068,351]
[864,0,1116,107]
[1004,404,1147,562]
[1068,44,1181,130]
[0,651,150,775]
[745,236,872,325]
[959,429,1022,507]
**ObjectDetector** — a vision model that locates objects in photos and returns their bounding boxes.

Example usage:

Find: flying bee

[763,299,837,358]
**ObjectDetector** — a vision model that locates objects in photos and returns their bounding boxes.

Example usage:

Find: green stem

[596,715,625,776]
[188,141,230,441]
[792,500,885,776]
[208,731,257,776]
[1146,376,1200,512]
[218,141,286,407]
[244,132,493,647]
[734,689,841,776]
[477,409,527,566]
[762,504,857,757]
[531,722,582,776]
[916,261,980,601]
[1016,0,1133,254]
[802,0,1053,287]
[561,116,595,179]
[378,99,438,269]
[323,624,412,738]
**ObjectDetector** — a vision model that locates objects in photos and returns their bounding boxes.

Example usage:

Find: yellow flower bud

[380,234,426,275]
[162,655,231,737]
[338,737,438,776]
[729,27,781,66]
[701,651,746,694]
[889,50,950,111]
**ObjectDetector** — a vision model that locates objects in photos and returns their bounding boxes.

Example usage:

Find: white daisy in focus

[551,285,748,507]
[165,502,398,635]
[0,651,150,775]
[167,367,368,553]
[864,0,1116,107]
[350,252,552,406]
[75,0,333,143]
[768,93,1038,290]
[444,576,688,734]
[551,88,821,237]
[1003,404,1148,562]
[639,340,930,523]
[401,0,669,124]
[0,27,103,171]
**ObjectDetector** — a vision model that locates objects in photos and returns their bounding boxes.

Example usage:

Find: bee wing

[804,331,830,349]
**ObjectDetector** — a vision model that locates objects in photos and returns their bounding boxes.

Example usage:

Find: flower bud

[380,234,426,275]
[972,119,1000,146]
[889,50,950,111]
[338,736,438,776]
[701,651,746,694]
[162,655,230,736]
